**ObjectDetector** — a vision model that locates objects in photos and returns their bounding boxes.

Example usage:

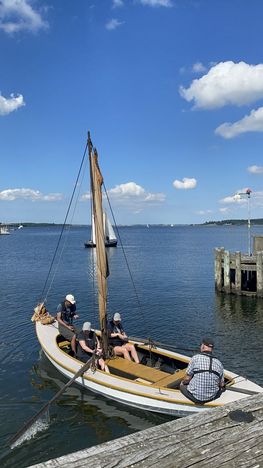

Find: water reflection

[215,291,263,323]
[214,292,263,386]
[34,352,171,435]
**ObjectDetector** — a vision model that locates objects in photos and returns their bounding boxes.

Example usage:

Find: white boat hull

[36,321,263,417]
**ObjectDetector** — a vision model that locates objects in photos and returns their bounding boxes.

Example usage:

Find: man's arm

[181,358,194,385]
[56,311,74,330]
[79,339,95,354]
[181,374,192,385]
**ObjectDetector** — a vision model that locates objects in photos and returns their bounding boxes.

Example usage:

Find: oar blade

[10,414,50,449]
[8,357,93,448]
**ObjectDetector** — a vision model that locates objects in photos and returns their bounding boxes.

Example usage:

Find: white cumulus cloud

[195,209,213,215]
[109,182,165,202]
[215,106,263,139]
[0,93,25,116]
[105,18,124,30]
[248,165,263,174]
[192,62,206,74]
[81,181,165,206]
[0,188,63,201]
[109,182,145,197]
[173,177,197,190]
[180,61,263,109]
[0,0,48,34]
[139,0,172,6]
[112,0,124,7]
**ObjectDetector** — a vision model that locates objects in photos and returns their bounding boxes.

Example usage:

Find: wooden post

[256,251,263,298]
[235,251,241,295]
[224,250,230,293]
[214,248,223,291]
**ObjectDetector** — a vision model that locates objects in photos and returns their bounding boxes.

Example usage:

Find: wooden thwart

[107,357,168,383]
[152,368,186,388]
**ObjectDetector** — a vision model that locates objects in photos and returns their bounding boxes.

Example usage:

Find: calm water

[1,225,263,467]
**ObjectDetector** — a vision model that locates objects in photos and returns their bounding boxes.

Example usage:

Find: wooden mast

[88,132,109,356]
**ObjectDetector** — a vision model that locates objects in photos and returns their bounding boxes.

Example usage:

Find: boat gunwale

[36,322,245,408]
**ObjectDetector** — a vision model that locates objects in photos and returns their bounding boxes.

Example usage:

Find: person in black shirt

[56,294,79,340]
[74,322,109,373]
[108,313,139,363]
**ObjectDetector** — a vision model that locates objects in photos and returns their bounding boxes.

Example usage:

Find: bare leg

[99,358,110,373]
[114,346,131,361]
[125,343,139,363]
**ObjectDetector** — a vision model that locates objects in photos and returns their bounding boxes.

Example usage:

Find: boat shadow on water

[33,350,173,432]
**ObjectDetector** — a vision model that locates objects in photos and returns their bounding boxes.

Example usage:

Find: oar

[8,356,93,448]
[128,335,197,354]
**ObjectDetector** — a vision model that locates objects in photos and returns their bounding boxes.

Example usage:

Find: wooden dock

[29,392,263,467]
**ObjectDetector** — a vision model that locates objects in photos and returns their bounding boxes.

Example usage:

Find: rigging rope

[103,182,151,340]
[39,139,89,303]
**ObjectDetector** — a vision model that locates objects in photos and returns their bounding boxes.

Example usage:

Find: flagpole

[247,189,251,256]
[238,189,252,256]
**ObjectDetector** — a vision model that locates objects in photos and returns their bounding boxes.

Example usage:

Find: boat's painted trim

[36,325,208,406]
[35,322,257,411]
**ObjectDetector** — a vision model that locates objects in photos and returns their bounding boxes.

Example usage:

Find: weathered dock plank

[29,393,263,468]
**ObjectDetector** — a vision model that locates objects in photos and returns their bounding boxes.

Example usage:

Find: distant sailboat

[18,224,23,230]
[85,211,117,248]
[0,225,10,235]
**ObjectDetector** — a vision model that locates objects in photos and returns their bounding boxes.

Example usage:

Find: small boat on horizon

[0,225,10,235]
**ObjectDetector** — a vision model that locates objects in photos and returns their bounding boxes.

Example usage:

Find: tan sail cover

[89,144,109,354]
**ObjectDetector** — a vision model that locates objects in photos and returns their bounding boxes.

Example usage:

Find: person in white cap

[56,294,79,340]
[108,313,139,363]
[74,322,109,373]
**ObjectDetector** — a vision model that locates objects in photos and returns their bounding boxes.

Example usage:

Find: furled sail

[88,133,109,355]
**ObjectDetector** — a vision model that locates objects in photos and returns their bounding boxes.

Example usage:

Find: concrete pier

[29,392,263,468]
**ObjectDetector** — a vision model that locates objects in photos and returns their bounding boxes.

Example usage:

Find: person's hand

[69,325,74,331]
[120,334,128,342]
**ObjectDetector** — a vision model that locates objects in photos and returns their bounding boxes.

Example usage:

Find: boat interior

[56,335,233,389]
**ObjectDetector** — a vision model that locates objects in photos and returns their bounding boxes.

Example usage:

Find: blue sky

[1,0,263,225]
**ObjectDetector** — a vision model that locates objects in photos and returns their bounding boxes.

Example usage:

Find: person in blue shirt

[56,294,79,340]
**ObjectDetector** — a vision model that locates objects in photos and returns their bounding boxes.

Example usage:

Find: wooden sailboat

[35,133,263,417]
[84,211,117,248]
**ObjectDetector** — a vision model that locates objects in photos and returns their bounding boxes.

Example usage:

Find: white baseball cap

[113,312,121,321]
[82,322,91,331]
[65,294,76,305]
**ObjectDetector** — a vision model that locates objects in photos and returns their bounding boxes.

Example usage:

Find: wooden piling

[214,243,263,296]
[223,250,230,293]
[257,251,263,298]
[214,248,223,290]
[235,251,241,295]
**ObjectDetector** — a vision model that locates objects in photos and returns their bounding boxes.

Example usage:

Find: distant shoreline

[2,219,263,228]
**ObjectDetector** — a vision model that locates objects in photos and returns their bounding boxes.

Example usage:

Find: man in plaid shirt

[180,337,225,404]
